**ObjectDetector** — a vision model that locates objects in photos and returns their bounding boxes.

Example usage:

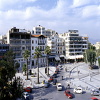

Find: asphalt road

[30,65,99,100]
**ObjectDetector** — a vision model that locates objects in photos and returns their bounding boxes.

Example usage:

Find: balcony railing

[38,43,45,45]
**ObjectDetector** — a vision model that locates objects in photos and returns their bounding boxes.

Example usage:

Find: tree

[34,47,42,84]
[98,58,100,66]
[22,63,27,75]
[44,46,51,75]
[84,49,96,65]
[0,51,23,100]
[23,50,30,80]
[14,62,20,72]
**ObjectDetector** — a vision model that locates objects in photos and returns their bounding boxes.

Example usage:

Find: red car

[24,87,32,93]
[48,76,53,82]
[90,97,100,100]
[64,90,73,99]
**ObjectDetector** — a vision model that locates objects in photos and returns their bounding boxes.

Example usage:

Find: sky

[0,0,100,44]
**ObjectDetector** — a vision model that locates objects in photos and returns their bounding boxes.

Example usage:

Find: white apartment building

[32,25,56,37]
[94,42,100,50]
[59,30,88,61]
[47,33,65,62]
[31,34,47,68]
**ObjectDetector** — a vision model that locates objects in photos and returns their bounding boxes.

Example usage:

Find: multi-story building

[31,34,47,68]
[32,25,56,37]
[47,33,65,63]
[0,44,9,59]
[7,27,31,68]
[59,30,88,62]
[94,42,100,50]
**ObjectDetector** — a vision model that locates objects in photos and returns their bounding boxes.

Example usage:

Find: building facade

[31,34,47,68]
[0,44,9,59]
[59,30,88,62]
[7,27,31,68]
[32,25,56,37]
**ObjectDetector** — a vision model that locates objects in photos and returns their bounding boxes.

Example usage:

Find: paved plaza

[16,62,100,93]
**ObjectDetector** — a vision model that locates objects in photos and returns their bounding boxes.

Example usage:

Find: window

[22,47,25,50]
[32,46,34,50]
[32,40,34,44]
[22,41,25,44]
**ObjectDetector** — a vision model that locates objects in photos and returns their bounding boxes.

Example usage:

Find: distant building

[94,42,100,50]
[0,44,9,59]
[32,25,56,37]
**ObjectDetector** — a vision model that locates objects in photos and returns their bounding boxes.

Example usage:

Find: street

[30,63,99,100]
[16,62,100,100]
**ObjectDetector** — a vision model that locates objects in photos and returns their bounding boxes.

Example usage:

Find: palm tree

[44,46,51,75]
[22,64,27,75]
[34,47,42,84]
[23,50,30,80]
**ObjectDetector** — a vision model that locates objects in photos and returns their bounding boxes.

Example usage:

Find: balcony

[38,43,45,45]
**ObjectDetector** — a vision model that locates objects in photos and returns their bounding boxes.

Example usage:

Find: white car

[23,92,30,99]
[57,83,62,91]
[73,87,83,94]
[91,89,100,96]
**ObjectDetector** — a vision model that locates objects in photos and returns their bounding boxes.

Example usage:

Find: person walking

[62,76,63,80]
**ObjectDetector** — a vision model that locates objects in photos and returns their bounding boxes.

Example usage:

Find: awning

[68,55,83,59]
[60,55,68,59]
[55,56,61,61]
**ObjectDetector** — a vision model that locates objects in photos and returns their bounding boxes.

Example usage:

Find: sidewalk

[65,62,100,92]
[15,62,100,93]
[15,66,56,88]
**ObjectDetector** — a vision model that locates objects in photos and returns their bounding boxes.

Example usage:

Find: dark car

[44,81,50,88]
[54,70,58,74]
[53,79,57,85]
[89,65,99,69]
[64,90,73,99]
[52,73,57,78]
[24,87,32,93]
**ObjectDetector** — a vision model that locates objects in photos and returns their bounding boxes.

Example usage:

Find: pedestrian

[62,76,63,80]
[65,68,67,72]
[67,84,70,89]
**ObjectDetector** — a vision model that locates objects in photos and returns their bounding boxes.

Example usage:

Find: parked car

[64,90,73,99]
[58,65,62,67]
[53,79,57,85]
[89,65,99,69]
[90,97,100,100]
[91,89,100,96]
[44,81,50,88]
[54,70,58,74]
[56,68,59,72]
[48,76,53,82]
[57,83,62,91]
[73,86,83,94]
[24,87,32,93]
[52,73,57,78]
[22,92,30,99]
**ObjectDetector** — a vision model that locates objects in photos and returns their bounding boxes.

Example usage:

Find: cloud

[0,0,100,43]
[82,5,100,18]
[72,0,98,8]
